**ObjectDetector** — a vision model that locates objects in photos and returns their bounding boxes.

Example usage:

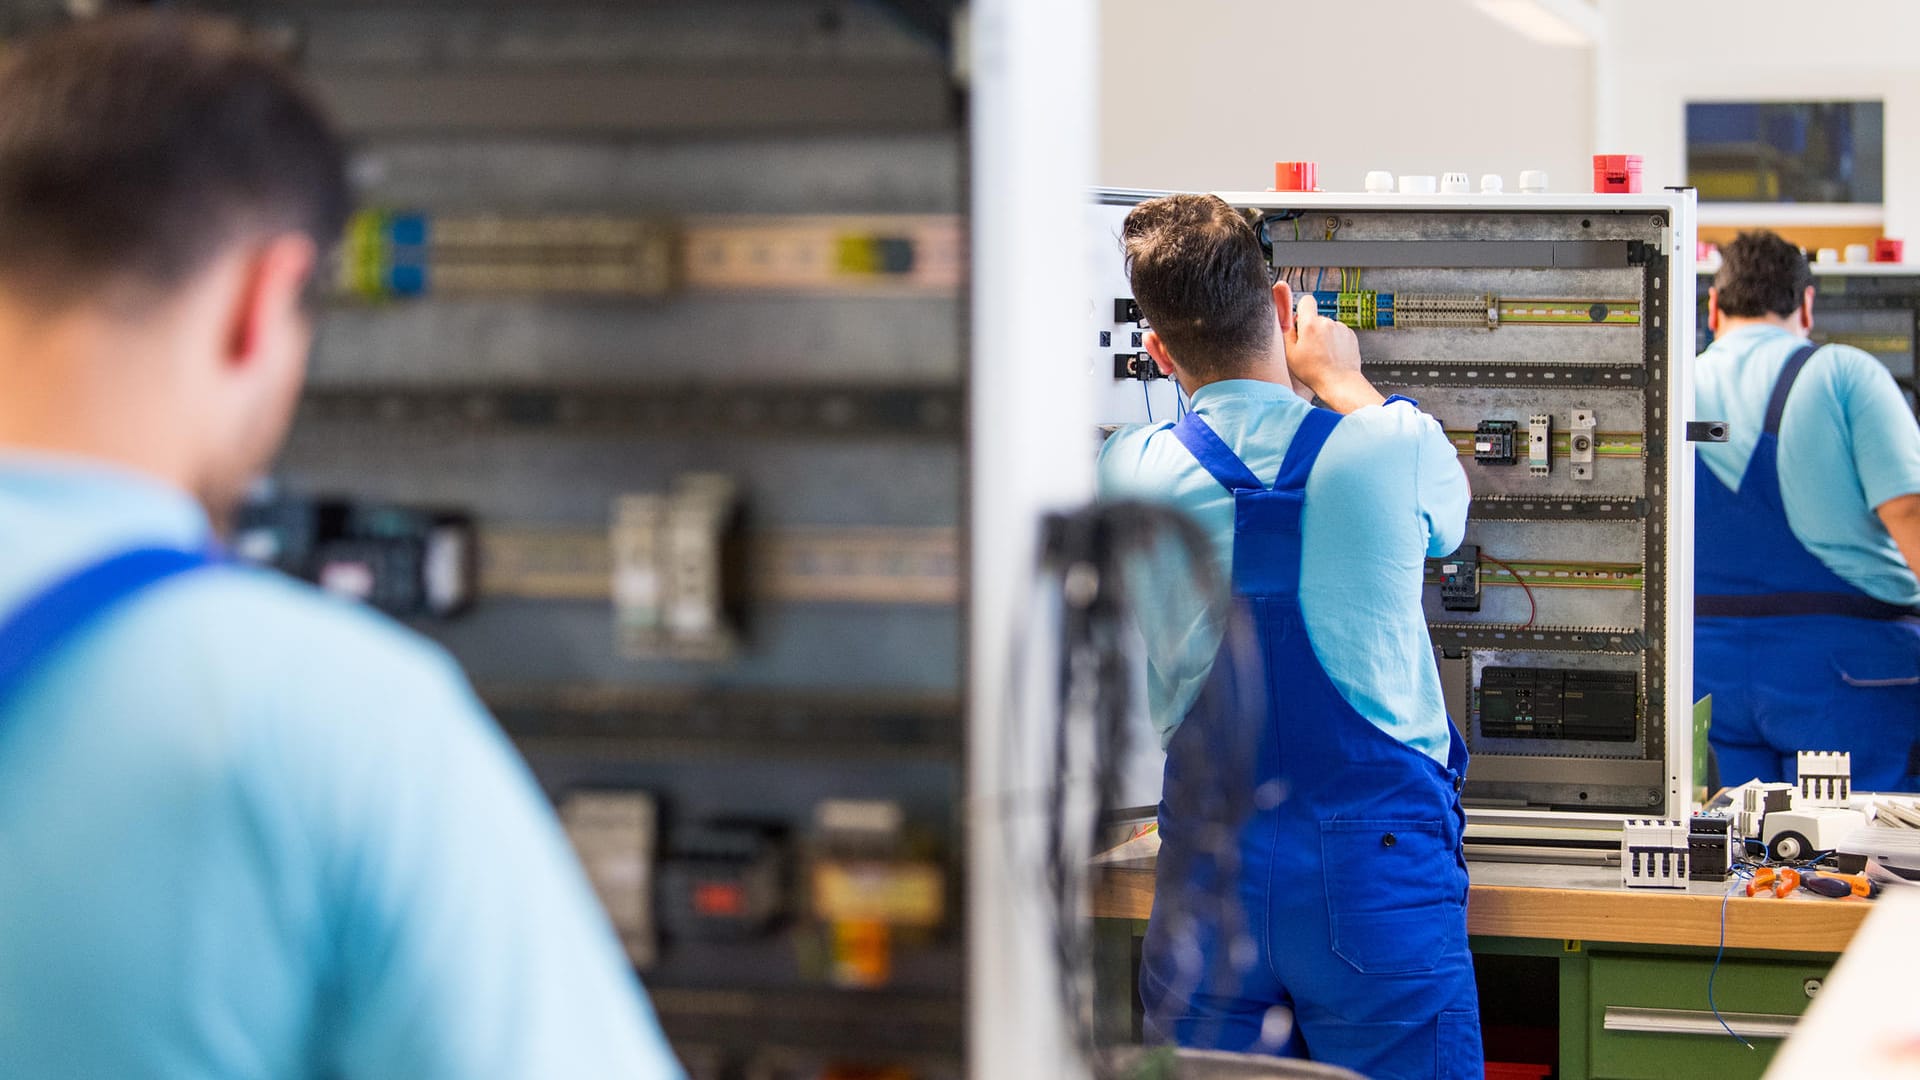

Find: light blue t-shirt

[1696,324,1920,606]
[0,456,684,1080]
[1097,381,1470,763]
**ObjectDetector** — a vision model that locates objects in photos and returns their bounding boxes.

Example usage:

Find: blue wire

[1143,380,1153,423]
[1316,268,1325,292]
[1708,873,1758,1051]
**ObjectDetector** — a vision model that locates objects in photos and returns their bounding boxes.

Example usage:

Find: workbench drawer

[1582,954,1829,1079]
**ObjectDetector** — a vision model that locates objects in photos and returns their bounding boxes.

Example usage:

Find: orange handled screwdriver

[1800,871,1878,898]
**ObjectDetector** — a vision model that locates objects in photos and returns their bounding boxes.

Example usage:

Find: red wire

[1480,552,1537,629]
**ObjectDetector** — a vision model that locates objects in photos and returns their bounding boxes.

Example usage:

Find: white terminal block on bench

[1798,750,1853,807]
[1621,818,1689,889]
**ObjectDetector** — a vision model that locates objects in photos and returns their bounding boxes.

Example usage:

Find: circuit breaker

[1620,819,1689,889]
[1091,188,1699,831]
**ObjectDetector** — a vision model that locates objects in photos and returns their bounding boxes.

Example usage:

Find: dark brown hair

[1121,194,1275,382]
[0,12,349,310]
[1713,230,1815,319]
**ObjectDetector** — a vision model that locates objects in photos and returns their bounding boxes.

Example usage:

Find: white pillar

[966,0,1097,1076]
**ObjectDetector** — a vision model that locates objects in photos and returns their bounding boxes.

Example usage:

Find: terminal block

[1621,819,1689,889]
[1114,298,1146,325]
[561,790,659,968]
[614,474,745,661]
[1528,415,1552,477]
[1797,750,1853,807]
[1438,544,1482,612]
[1473,420,1518,465]
[1570,408,1597,481]
[1736,783,1795,840]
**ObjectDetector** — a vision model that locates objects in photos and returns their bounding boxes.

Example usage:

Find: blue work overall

[1138,408,1482,1080]
[0,548,215,712]
[1696,343,1920,790]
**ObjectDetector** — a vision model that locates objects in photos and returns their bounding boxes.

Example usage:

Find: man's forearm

[1877,493,1920,583]
[1309,372,1388,415]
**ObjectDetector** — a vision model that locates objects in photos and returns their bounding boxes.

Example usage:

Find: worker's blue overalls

[0,548,214,710]
[1138,407,1483,1080]
[1696,343,1920,790]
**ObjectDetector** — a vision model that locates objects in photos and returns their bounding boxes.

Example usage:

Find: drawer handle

[1603,1006,1798,1040]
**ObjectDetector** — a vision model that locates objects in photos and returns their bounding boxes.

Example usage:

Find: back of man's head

[1122,194,1275,382]
[1713,230,1814,320]
[0,12,349,315]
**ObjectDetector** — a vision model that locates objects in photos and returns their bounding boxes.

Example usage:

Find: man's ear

[1706,286,1721,335]
[1800,284,1816,331]
[1272,278,1296,333]
[1143,330,1176,377]
[223,234,319,369]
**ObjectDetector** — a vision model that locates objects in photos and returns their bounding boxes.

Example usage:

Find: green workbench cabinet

[1098,927,1836,1079]
[1561,947,1834,1080]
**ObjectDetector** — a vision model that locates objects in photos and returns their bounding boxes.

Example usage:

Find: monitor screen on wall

[1686,101,1884,203]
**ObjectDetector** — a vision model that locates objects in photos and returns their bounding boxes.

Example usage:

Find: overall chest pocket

[1319,818,1466,975]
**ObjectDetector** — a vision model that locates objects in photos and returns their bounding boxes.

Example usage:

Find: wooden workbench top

[1093,858,1872,953]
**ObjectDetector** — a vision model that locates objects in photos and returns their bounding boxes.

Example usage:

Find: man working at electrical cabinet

[1098,194,1479,1080]
[0,15,683,1077]
[1695,230,1920,791]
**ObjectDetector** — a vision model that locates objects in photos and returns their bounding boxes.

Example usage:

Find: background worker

[1695,230,1920,791]
[0,14,682,1078]
[1098,194,1478,1080]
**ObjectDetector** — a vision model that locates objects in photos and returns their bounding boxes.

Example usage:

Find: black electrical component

[1688,813,1734,881]
[659,824,787,942]
[1473,420,1519,465]
[1113,352,1162,381]
[1438,544,1481,612]
[1114,297,1146,325]
[1478,667,1637,741]
[234,492,476,618]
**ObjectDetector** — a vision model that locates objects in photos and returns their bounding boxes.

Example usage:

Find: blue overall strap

[1271,407,1342,492]
[0,547,216,717]
[1763,343,1820,436]
[1697,340,1920,621]
[1171,413,1265,493]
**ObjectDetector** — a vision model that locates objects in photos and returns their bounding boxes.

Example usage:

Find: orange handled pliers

[1745,867,1801,898]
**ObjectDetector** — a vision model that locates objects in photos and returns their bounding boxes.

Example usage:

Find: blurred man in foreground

[0,14,683,1078]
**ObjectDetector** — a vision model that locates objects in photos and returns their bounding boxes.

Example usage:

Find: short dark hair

[1122,194,1275,382]
[1713,230,1814,319]
[0,12,349,311]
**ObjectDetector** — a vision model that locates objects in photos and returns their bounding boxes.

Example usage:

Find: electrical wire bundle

[1025,501,1270,1074]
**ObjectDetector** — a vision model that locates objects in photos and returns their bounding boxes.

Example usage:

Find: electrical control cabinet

[1092,189,1698,831]
[200,3,977,1073]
